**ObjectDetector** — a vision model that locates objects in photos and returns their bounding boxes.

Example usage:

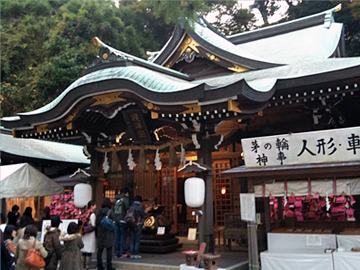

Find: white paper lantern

[74,183,92,208]
[184,177,205,208]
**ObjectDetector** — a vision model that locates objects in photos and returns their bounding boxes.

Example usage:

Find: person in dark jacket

[59,222,83,270]
[128,196,151,259]
[18,207,34,229]
[41,206,51,224]
[1,230,15,270]
[96,198,115,270]
[44,216,63,270]
[113,187,130,257]
[7,205,20,227]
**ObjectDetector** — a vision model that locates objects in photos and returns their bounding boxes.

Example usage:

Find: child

[59,222,84,270]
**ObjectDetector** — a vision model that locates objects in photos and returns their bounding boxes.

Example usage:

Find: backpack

[114,197,124,215]
[124,206,136,228]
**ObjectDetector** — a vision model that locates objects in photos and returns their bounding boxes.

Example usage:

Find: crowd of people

[0,188,151,270]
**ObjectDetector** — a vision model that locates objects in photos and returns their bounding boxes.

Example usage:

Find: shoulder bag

[100,209,115,232]
[83,223,95,234]
[24,239,46,269]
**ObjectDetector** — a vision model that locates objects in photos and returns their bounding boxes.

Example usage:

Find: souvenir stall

[223,126,360,270]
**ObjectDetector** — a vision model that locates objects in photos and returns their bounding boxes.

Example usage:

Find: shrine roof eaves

[152,5,342,68]
[16,66,201,117]
[194,57,360,93]
[187,18,280,69]
[0,129,89,165]
[152,15,281,69]
[235,22,343,65]
[2,57,360,128]
[228,4,341,45]
[87,37,191,81]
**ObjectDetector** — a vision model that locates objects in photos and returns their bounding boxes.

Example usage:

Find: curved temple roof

[152,5,343,67]
[2,5,360,137]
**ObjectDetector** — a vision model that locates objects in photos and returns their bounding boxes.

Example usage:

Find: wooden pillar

[198,136,215,253]
[90,147,103,209]
[264,197,271,233]
[240,178,248,193]
[277,196,283,221]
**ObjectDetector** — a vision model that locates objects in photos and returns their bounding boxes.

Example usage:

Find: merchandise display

[49,193,84,220]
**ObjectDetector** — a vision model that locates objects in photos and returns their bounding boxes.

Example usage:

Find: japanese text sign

[242,126,360,168]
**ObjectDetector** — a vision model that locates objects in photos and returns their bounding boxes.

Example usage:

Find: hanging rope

[95,138,192,153]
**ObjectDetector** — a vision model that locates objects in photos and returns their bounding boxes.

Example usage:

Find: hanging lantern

[74,183,92,208]
[221,187,226,195]
[184,177,205,208]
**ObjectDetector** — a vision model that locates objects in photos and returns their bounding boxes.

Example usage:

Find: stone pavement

[96,237,249,270]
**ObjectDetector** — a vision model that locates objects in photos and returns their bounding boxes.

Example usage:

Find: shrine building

[2,5,360,247]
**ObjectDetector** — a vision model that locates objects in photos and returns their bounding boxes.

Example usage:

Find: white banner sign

[40,219,78,243]
[240,193,256,222]
[242,126,360,168]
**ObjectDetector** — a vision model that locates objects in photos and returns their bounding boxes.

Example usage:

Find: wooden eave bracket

[228,100,242,113]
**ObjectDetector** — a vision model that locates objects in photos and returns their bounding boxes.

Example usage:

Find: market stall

[0,163,64,220]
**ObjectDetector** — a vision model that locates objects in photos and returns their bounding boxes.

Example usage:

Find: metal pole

[248,221,260,270]
[198,205,205,249]
[247,221,252,270]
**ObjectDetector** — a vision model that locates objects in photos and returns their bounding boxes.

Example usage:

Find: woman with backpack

[128,196,151,260]
[15,225,48,270]
[95,198,115,270]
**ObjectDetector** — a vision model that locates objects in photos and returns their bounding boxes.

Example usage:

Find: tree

[0,0,259,117]
[1,0,187,116]
[209,0,257,35]
[250,0,280,25]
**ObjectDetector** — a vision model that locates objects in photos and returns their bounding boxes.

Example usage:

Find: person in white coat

[81,200,96,270]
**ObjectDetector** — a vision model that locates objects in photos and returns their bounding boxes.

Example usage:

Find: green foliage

[209,0,257,35]
[148,0,211,29]
[251,0,280,25]
[0,0,187,117]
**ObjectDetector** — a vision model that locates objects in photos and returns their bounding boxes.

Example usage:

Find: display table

[261,250,334,270]
[334,235,360,270]
[333,249,360,270]
[336,235,360,249]
[267,233,337,252]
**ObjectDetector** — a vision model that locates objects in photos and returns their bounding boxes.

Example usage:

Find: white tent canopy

[0,163,64,198]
